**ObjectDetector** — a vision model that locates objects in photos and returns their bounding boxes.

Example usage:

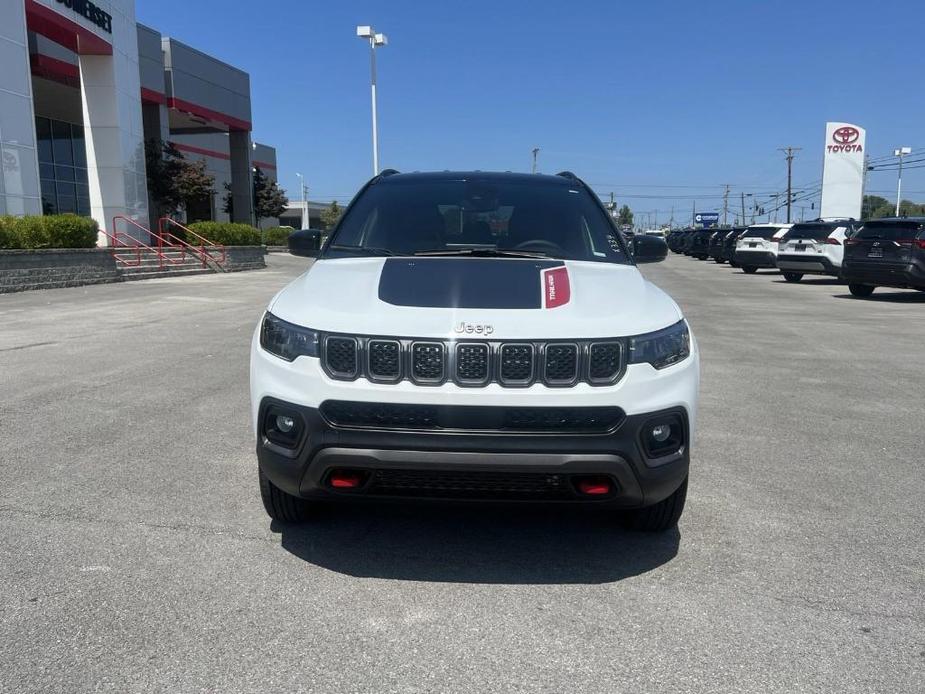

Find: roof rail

[555,171,579,181]
[379,168,400,177]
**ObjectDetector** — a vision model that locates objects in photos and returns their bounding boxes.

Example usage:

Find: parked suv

[689,229,713,260]
[775,219,860,282]
[722,227,748,266]
[842,217,925,297]
[251,171,699,532]
[734,223,792,273]
[709,228,740,263]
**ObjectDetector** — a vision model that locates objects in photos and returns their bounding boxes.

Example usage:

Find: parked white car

[733,223,793,273]
[775,220,861,282]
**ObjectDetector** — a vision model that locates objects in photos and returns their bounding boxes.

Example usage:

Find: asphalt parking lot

[1,253,923,693]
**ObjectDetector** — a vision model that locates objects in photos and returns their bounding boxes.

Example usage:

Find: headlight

[628,320,690,369]
[259,312,320,361]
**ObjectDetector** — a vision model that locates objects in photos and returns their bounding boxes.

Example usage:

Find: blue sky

[137,0,925,225]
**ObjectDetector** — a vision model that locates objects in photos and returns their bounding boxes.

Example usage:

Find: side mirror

[288,229,321,257]
[632,234,668,264]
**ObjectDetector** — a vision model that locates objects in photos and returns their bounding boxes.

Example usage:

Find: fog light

[263,407,302,448]
[651,424,671,443]
[641,415,685,462]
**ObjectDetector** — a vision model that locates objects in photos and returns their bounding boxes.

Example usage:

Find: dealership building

[0,0,278,239]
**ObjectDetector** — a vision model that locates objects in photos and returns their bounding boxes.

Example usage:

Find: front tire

[621,477,687,532]
[849,283,875,298]
[259,468,313,523]
[783,272,803,282]
[742,265,758,274]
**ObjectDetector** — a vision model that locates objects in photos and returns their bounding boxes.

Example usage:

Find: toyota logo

[833,127,860,145]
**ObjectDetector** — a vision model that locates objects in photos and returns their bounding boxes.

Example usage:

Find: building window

[36,117,90,216]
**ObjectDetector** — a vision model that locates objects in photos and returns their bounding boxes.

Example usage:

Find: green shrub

[263,226,293,245]
[0,216,17,249]
[0,214,98,249]
[187,221,261,246]
[45,214,99,248]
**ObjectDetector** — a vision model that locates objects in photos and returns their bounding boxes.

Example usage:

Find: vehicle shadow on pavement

[831,291,925,302]
[271,503,679,584]
[771,278,844,286]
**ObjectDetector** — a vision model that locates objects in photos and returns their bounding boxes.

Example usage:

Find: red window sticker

[542,266,570,308]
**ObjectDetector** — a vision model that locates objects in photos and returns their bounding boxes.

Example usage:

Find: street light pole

[296,173,308,229]
[894,147,912,216]
[531,147,539,174]
[357,26,388,176]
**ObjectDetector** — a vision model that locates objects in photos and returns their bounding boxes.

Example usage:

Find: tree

[616,204,633,227]
[144,139,215,221]
[144,139,186,219]
[253,167,288,220]
[223,167,289,222]
[321,201,343,229]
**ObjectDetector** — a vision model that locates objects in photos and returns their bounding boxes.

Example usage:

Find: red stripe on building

[167,97,252,132]
[25,0,113,56]
[140,87,167,105]
[30,54,80,85]
[170,142,231,160]
[253,160,276,170]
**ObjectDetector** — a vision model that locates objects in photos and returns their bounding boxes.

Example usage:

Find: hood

[269,257,683,340]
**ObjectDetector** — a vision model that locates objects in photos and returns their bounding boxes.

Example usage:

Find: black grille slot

[504,407,623,432]
[321,401,438,429]
[367,340,401,379]
[370,470,573,500]
[500,344,534,384]
[320,401,623,433]
[544,344,578,383]
[589,342,622,382]
[325,337,358,376]
[456,343,489,383]
[411,342,445,382]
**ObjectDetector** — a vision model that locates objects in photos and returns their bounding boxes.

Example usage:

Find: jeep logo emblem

[454,322,494,336]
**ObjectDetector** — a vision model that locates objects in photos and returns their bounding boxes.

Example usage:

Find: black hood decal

[378,258,564,309]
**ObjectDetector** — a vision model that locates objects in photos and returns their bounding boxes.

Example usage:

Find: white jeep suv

[734,223,793,273]
[250,171,699,532]
[775,219,860,282]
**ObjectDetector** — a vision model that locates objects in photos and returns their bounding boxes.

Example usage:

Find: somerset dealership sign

[55,0,113,34]
[820,122,866,220]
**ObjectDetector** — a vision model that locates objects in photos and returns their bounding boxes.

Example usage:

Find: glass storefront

[36,117,91,216]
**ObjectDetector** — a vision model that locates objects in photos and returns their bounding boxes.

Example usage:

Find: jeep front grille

[320,334,626,388]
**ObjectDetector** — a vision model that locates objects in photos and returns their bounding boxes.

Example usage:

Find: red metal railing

[157,217,227,269]
[105,216,183,269]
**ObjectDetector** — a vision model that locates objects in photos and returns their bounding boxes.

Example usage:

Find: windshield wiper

[329,244,395,257]
[414,248,550,259]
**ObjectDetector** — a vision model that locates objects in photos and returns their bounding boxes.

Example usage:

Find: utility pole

[608,191,615,215]
[779,146,801,223]
[861,154,870,218]
[531,147,540,174]
[740,191,746,227]
[894,147,912,216]
[669,206,674,229]
[721,184,730,226]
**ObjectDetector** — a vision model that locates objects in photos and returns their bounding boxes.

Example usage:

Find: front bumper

[842,260,925,288]
[251,332,699,508]
[776,253,840,275]
[734,249,777,268]
[256,399,690,508]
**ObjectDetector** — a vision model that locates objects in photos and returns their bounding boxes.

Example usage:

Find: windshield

[742,226,783,240]
[326,176,632,264]
[784,223,839,241]
[855,221,924,240]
